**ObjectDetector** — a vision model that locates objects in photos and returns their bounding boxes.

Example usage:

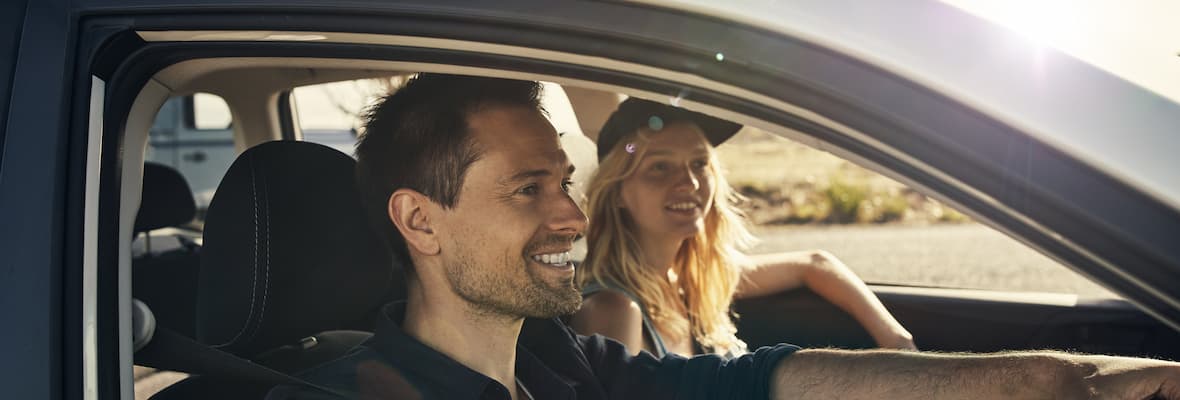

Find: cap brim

[596,98,741,160]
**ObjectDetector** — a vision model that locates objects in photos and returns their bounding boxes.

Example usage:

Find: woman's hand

[872,327,917,351]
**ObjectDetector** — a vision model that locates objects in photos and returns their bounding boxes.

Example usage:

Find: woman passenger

[570,98,916,357]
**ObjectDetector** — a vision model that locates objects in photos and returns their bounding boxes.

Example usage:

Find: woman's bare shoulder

[579,290,643,320]
[570,289,645,341]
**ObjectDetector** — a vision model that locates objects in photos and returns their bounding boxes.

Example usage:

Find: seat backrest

[148,141,397,400]
[135,162,197,234]
[133,162,201,338]
[196,141,394,360]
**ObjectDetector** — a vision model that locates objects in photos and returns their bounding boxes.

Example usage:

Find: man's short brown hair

[354,73,544,264]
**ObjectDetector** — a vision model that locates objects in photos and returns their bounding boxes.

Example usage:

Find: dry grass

[716,128,968,225]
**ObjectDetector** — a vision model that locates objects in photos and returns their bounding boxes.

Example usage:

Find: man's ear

[388,189,440,256]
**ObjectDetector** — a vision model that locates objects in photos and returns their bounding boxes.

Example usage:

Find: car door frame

[17,1,1179,398]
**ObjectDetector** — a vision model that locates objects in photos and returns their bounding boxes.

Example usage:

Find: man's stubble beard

[444,236,582,320]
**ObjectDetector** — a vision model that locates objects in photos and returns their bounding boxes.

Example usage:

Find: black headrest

[197,141,393,356]
[135,162,197,232]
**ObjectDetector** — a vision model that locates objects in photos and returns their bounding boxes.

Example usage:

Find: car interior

[119,52,1180,400]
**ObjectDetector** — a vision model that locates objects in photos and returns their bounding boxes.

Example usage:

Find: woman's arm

[736,250,916,350]
[569,290,649,356]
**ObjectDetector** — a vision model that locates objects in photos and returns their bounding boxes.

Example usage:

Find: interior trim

[84,76,104,400]
[119,79,171,400]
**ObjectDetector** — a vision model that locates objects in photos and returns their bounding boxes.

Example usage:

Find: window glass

[291,79,1115,297]
[190,92,232,130]
[292,77,395,155]
[291,77,591,170]
[291,78,596,257]
[717,128,1118,297]
[146,93,236,221]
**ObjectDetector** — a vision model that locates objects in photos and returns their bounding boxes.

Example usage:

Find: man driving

[268,73,1180,400]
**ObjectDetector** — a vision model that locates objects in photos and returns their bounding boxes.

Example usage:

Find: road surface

[749,223,1117,298]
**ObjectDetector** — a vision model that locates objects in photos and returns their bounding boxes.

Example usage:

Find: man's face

[434,104,587,319]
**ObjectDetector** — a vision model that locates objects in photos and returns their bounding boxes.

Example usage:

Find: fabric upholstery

[197,141,393,357]
[135,162,197,232]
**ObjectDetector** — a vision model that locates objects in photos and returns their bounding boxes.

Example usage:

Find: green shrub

[876,192,910,223]
[937,205,971,223]
[822,178,867,223]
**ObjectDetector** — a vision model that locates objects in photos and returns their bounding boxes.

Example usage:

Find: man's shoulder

[265,345,423,400]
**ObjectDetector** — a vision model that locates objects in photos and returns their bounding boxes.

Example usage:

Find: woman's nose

[675,166,700,192]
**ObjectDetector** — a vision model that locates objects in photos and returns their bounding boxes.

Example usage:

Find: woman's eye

[691,159,709,170]
[561,179,574,193]
[650,162,670,172]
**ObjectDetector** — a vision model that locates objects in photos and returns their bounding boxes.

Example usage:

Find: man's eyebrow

[502,169,552,184]
[499,164,576,185]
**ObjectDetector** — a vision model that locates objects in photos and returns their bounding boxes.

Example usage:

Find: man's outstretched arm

[773,349,1180,399]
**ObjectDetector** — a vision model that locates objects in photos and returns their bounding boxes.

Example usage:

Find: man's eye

[519,184,539,195]
[561,179,574,193]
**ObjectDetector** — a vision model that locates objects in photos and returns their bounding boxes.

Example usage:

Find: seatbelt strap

[135,326,351,398]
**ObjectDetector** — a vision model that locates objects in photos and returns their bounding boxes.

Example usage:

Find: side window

[719,128,1118,298]
[290,78,595,257]
[290,78,392,155]
[146,93,236,222]
[290,78,592,184]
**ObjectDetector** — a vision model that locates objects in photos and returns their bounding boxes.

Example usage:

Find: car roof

[650,0,1180,212]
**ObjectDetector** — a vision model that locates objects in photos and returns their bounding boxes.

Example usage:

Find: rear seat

[132,162,202,338]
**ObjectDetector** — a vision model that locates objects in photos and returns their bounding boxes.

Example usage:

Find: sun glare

[942,0,1180,105]
[943,0,1085,47]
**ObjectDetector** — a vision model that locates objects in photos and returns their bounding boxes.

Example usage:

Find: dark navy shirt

[266,303,798,399]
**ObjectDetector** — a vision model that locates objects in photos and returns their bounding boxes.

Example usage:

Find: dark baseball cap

[596,97,742,161]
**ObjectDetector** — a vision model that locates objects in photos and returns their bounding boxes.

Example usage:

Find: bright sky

[941,0,1180,104]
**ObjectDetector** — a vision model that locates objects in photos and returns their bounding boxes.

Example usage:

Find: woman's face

[618,122,716,243]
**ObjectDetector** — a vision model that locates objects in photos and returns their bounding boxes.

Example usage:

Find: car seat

[139,141,398,399]
[132,162,201,338]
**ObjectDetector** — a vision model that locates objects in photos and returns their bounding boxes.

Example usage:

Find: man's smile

[528,250,575,276]
[531,250,573,267]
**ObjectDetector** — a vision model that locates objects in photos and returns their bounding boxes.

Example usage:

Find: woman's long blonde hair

[579,124,756,355]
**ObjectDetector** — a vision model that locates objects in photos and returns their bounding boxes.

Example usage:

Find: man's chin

[523,284,582,319]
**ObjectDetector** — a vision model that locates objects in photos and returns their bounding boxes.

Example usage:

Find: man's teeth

[532,252,571,265]
[667,202,697,210]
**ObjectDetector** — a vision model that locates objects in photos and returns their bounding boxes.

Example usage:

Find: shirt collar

[367,302,575,400]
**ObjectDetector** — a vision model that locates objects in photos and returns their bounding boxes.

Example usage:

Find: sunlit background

[943,0,1180,104]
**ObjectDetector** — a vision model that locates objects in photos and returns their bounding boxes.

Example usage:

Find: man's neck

[402,283,522,397]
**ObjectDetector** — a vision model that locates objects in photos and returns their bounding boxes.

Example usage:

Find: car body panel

[1,1,74,399]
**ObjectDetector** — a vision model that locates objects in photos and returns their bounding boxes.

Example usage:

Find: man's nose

[549,193,588,235]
